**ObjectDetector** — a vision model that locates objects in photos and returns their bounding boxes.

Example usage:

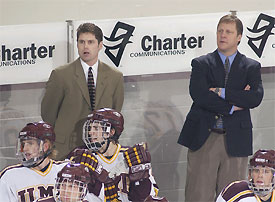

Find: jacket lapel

[212,50,226,87]
[227,51,241,79]
[95,61,108,109]
[74,58,91,107]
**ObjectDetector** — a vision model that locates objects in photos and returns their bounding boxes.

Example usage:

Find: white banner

[74,10,275,76]
[0,22,67,85]
[0,11,274,85]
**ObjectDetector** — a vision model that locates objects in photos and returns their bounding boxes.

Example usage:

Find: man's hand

[244,84,250,91]
[209,87,221,96]
[233,106,243,111]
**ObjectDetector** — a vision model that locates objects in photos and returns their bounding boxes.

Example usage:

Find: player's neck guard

[99,139,110,154]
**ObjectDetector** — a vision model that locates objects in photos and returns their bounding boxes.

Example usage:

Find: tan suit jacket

[41,58,124,159]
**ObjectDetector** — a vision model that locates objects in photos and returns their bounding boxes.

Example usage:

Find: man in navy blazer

[178,14,263,202]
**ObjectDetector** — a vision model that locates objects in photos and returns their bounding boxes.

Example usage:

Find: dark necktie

[224,57,230,85]
[215,57,230,130]
[87,67,95,110]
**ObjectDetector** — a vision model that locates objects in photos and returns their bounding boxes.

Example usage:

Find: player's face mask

[16,136,46,167]
[248,166,275,197]
[54,178,87,202]
[83,120,111,152]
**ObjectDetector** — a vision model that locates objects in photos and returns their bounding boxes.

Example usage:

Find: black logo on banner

[0,43,55,67]
[247,13,275,58]
[104,21,135,66]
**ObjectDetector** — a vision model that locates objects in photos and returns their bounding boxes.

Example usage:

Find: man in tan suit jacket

[41,23,124,159]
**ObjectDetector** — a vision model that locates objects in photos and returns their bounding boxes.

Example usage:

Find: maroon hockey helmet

[57,163,91,184]
[54,163,91,201]
[249,150,275,169]
[87,108,124,135]
[19,121,55,142]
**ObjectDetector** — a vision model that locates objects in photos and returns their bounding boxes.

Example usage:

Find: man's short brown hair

[77,23,103,43]
[217,14,243,36]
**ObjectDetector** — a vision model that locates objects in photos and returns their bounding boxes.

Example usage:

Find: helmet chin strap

[99,139,110,155]
[24,147,53,168]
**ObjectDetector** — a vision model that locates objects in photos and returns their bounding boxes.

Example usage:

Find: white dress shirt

[80,58,99,87]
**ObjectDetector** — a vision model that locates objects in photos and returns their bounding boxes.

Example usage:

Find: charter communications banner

[74,10,275,76]
[0,11,274,85]
[0,22,67,85]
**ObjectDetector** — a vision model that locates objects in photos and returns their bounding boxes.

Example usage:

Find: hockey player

[0,121,68,202]
[36,163,103,202]
[0,121,104,202]
[68,108,161,201]
[216,149,275,202]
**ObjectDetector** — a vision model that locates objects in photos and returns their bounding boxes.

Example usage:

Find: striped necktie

[215,57,230,130]
[87,67,95,110]
[224,57,230,85]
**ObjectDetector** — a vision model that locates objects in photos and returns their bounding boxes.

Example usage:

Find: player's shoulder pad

[0,163,23,178]
[221,180,253,202]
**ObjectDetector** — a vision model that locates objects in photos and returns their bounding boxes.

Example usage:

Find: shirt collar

[217,50,237,67]
[80,58,98,72]
[80,58,99,84]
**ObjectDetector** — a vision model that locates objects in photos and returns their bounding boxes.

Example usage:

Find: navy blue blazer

[178,50,264,157]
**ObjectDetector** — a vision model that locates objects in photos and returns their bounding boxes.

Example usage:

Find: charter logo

[104,21,135,67]
[130,33,205,58]
[0,43,55,67]
[247,13,275,58]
